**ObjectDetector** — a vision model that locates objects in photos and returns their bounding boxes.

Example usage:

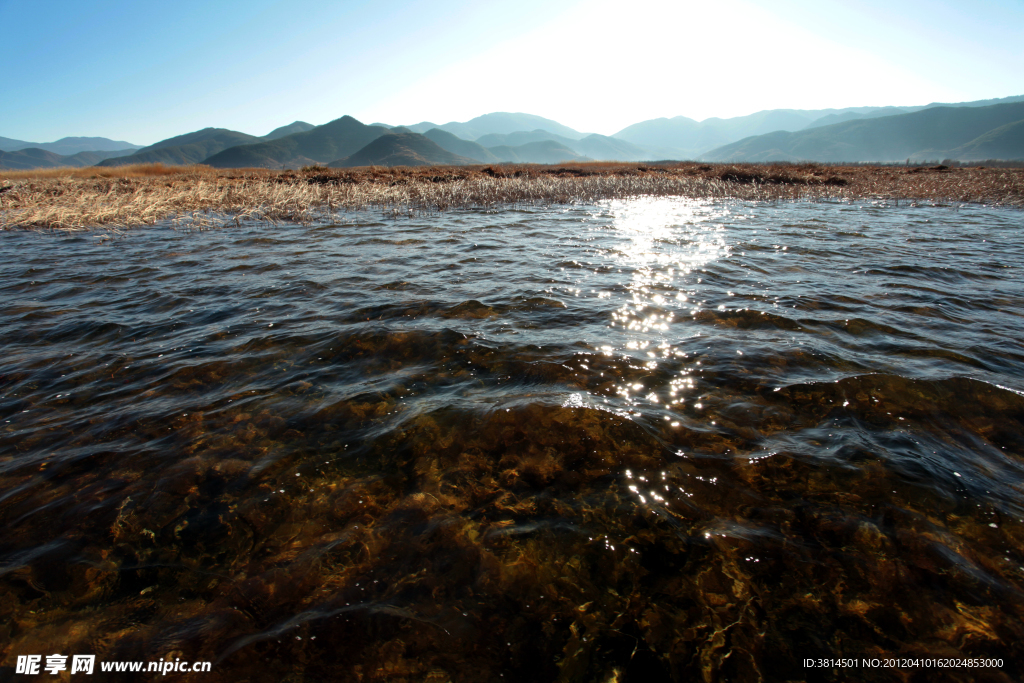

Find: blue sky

[1,0,1021,145]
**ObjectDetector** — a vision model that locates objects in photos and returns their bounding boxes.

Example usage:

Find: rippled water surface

[3,199,1024,682]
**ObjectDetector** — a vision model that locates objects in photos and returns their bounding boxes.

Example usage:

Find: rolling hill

[611,110,856,158]
[802,107,913,130]
[203,116,389,169]
[98,128,261,167]
[405,112,588,141]
[423,129,499,162]
[0,136,31,151]
[35,136,141,155]
[486,140,589,164]
[263,121,315,140]
[943,119,1024,161]
[0,148,70,169]
[1,148,84,170]
[616,95,1024,160]
[570,134,653,161]
[0,135,141,155]
[926,94,1024,110]
[700,101,1024,162]
[476,129,579,148]
[0,147,136,170]
[327,132,478,167]
[611,116,728,159]
[63,149,140,166]
[476,129,652,161]
[609,109,860,158]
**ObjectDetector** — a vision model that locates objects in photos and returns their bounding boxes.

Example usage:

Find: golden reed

[2,162,1022,231]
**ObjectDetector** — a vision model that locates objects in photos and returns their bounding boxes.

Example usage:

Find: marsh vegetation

[2,162,1022,231]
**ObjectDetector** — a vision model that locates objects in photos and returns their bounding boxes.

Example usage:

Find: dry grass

[2,162,1022,231]
[0,163,226,181]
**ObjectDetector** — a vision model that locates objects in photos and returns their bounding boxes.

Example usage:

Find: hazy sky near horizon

[2,0,1022,145]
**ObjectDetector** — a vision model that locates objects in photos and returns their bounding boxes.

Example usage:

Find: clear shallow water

[2,199,1024,681]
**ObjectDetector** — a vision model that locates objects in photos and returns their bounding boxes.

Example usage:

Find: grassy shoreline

[2,161,1023,231]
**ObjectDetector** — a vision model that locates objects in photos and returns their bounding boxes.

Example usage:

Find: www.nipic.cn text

[16,655,212,675]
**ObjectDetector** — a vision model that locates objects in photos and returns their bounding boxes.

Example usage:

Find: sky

[1,0,1022,145]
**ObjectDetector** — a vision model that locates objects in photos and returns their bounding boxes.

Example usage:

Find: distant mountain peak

[203,116,389,169]
[0,135,142,156]
[263,121,315,141]
[403,112,587,142]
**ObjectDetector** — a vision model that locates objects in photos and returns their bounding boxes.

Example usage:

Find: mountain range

[403,112,589,141]
[97,128,263,167]
[613,94,1024,160]
[98,121,317,167]
[700,101,1024,163]
[3,96,1023,171]
[328,131,477,168]
[0,147,139,170]
[0,135,142,155]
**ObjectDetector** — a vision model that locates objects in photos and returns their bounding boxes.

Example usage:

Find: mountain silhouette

[405,112,587,141]
[476,130,650,161]
[5,96,1024,170]
[97,128,261,167]
[0,147,135,169]
[263,121,315,140]
[328,132,478,167]
[203,116,389,169]
[0,136,141,155]
[423,129,499,162]
[701,101,1024,162]
[486,140,589,164]
[942,119,1024,161]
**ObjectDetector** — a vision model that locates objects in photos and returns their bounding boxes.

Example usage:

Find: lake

[2,198,1023,681]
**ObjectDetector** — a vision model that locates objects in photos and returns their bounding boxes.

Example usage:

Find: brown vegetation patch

[714,164,849,186]
[2,162,1022,231]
